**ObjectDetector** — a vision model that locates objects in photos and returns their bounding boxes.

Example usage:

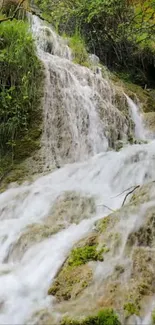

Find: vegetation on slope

[0,5,44,183]
[34,0,155,87]
[61,309,121,325]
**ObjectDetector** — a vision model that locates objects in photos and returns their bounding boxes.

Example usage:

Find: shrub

[61,308,121,325]
[0,19,43,161]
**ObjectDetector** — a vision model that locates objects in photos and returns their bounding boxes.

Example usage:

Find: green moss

[68,245,105,267]
[61,309,121,325]
[48,238,108,301]
[68,33,90,67]
[127,208,155,248]
[95,216,111,233]
[123,302,140,317]
[152,309,155,325]
[114,265,125,275]
[48,264,93,300]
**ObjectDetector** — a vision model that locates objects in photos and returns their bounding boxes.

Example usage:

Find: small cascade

[31,15,131,170]
[0,141,155,323]
[125,95,147,140]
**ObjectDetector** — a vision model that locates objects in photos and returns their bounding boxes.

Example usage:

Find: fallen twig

[111,186,138,199]
[97,204,115,212]
[122,185,140,206]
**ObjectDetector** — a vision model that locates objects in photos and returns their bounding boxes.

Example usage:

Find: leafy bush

[68,33,89,66]
[0,19,43,160]
[61,308,121,325]
[34,0,155,87]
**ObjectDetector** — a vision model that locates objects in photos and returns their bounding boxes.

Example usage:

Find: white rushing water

[31,15,132,169]
[0,14,155,325]
[126,95,147,140]
[0,142,155,323]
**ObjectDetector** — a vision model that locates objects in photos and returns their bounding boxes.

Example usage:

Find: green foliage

[123,302,140,317]
[0,19,43,162]
[34,0,155,87]
[68,33,89,66]
[68,244,105,267]
[96,216,111,233]
[61,309,121,325]
[152,309,155,324]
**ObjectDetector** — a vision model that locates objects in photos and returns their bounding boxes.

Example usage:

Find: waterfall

[125,95,147,140]
[0,14,155,325]
[0,141,155,323]
[31,15,130,170]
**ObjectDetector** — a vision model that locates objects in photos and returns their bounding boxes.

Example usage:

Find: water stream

[125,95,147,140]
[0,14,155,324]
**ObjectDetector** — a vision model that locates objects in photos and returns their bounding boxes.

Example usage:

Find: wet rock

[46,191,96,228]
[125,315,141,325]
[7,223,57,262]
[48,264,93,302]
[143,112,155,134]
[29,309,59,325]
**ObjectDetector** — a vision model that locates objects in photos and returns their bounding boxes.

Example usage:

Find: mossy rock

[130,182,155,206]
[48,234,107,301]
[67,244,105,267]
[122,247,155,316]
[48,264,93,301]
[123,302,140,317]
[95,215,118,234]
[127,208,155,248]
[143,112,155,132]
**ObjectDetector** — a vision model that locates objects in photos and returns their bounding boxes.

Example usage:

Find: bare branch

[97,204,115,212]
[0,0,25,23]
[111,186,138,199]
[122,185,140,207]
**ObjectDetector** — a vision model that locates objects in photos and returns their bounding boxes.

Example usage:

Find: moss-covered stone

[143,112,155,133]
[123,302,140,317]
[48,264,93,301]
[67,245,105,267]
[130,182,155,206]
[47,183,155,320]
[127,208,155,248]
[48,230,111,301]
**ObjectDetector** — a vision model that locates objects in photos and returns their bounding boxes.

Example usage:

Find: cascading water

[31,15,131,170]
[125,94,147,140]
[0,14,155,325]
